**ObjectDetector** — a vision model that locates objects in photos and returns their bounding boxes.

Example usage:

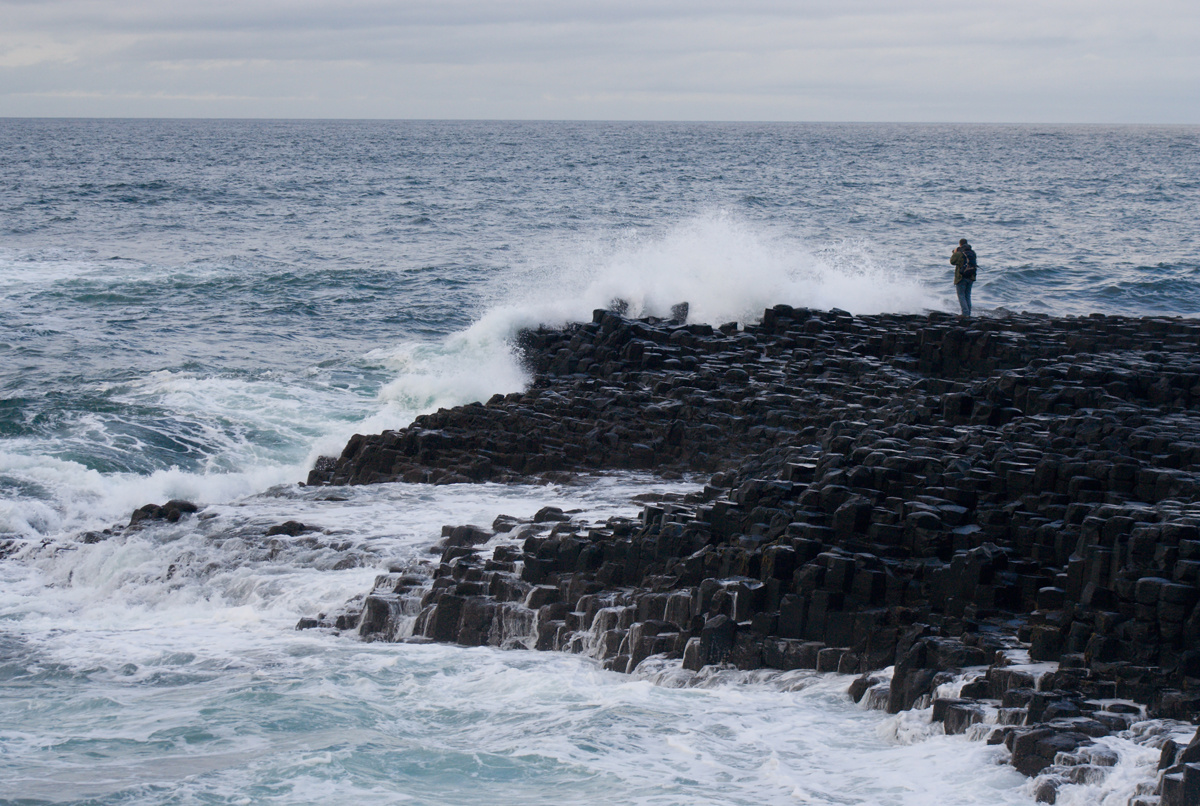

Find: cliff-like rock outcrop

[303,305,1200,801]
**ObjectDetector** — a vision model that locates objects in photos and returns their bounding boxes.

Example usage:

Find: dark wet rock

[438,524,492,548]
[296,596,365,633]
[1162,760,1200,806]
[1183,726,1200,764]
[849,672,889,704]
[492,514,526,533]
[1033,776,1061,803]
[129,500,201,526]
[1009,727,1093,777]
[266,520,314,537]
[533,506,571,524]
[303,304,1200,781]
[932,697,986,735]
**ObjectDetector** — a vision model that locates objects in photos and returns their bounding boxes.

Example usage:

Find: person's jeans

[956,279,973,316]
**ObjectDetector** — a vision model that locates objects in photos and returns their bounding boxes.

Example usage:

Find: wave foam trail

[0,251,115,292]
[0,326,528,542]
[474,212,938,338]
[0,449,307,539]
[0,367,381,539]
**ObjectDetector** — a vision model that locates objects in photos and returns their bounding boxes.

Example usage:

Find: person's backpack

[961,247,978,281]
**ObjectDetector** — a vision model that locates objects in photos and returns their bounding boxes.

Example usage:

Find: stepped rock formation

[303,305,1200,801]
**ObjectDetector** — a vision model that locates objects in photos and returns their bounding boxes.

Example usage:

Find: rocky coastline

[301,304,1200,805]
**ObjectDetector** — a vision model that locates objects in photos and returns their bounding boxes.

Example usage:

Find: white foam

[1047,722,1196,806]
[371,330,529,415]
[0,448,308,539]
[0,366,388,539]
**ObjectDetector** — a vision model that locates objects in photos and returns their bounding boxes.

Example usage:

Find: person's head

[959,239,969,246]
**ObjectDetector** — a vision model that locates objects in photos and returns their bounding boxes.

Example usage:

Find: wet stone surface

[300,304,1200,787]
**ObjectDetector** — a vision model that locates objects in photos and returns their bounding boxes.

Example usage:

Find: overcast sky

[2,0,1198,122]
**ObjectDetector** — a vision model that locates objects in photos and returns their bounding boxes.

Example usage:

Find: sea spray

[372,332,529,421]
[483,211,938,333]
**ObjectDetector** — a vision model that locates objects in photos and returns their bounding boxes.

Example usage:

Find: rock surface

[129,499,200,527]
[304,304,1200,789]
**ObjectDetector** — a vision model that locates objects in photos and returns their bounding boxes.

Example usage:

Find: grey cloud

[0,0,1197,121]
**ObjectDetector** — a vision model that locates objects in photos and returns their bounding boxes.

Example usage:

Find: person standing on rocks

[950,238,978,316]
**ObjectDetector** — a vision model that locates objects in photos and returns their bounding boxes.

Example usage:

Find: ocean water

[1,119,1198,805]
